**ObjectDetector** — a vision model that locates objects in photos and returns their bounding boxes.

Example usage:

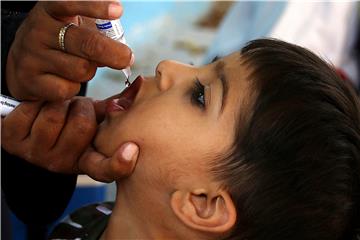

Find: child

[50,39,360,240]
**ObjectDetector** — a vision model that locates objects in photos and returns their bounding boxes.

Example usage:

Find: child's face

[94,52,250,202]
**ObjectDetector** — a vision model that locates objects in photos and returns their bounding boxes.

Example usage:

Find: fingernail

[129,53,135,66]
[121,143,138,162]
[108,3,122,18]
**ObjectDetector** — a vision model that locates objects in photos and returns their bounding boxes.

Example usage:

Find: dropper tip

[125,78,131,87]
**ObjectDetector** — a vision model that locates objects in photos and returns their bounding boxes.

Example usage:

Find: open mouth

[106,75,143,113]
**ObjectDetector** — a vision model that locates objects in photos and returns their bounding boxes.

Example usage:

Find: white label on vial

[0,94,20,117]
[95,19,126,44]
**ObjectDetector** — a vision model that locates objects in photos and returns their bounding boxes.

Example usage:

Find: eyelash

[191,78,205,109]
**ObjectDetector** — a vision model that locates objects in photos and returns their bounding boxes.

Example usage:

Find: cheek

[94,95,190,157]
[94,94,231,188]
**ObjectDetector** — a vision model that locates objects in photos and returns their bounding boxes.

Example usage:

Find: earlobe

[170,189,237,234]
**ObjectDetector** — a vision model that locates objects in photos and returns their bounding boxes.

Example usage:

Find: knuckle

[75,60,96,81]
[55,84,70,100]
[43,112,62,125]
[17,102,39,121]
[55,82,80,101]
[80,34,103,59]
[77,59,90,78]
[42,102,69,125]
[71,114,96,137]
[53,85,69,100]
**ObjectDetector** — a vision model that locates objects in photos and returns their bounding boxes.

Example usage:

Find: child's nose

[155,60,194,91]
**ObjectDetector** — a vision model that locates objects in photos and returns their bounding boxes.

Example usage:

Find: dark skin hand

[6,1,134,101]
[1,97,139,183]
[3,1,140,182]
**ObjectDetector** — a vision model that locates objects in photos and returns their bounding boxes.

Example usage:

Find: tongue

[115,97,132,110]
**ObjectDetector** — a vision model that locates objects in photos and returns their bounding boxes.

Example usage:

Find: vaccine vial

[95,19,132,86]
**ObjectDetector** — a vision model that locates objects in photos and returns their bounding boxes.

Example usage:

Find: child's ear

[170,189,236,233]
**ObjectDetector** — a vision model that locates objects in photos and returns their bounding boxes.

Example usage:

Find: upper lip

[109,75,143,111]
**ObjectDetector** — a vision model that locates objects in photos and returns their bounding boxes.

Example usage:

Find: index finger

[64,25,134,69]
[2,101,44,141]
[43,1,123,20]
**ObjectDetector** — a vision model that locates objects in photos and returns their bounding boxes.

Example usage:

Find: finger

[29,101,71,151]
[39,49,97,83]
[2,101,43,142]
[27,74,81,101]
[43,12,134,70]
[43,1,123,20]
[79,142,139,182]
[93,99,107,123]
[64,25,134,69]
[51,98,97,172]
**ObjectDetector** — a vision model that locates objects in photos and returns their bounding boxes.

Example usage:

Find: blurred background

[87,1,231,99]
[9,1,360,239]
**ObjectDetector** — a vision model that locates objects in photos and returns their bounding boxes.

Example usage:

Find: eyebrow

[214,60,228,112]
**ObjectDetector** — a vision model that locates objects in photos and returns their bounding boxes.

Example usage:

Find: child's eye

[191,78,205,109]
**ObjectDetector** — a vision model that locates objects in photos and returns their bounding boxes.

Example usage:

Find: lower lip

[105,75,144,114]
[105,99,124,114]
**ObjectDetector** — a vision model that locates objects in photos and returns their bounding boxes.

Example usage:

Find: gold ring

[58,23,75,51]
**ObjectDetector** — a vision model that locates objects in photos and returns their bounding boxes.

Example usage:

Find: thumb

[43,1,123,20]
[111,142,139,179]
[79,142,139,183]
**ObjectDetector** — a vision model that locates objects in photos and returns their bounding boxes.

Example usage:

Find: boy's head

[94,39,360,240]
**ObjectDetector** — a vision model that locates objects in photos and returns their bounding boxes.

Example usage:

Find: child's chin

[92,132,113,158]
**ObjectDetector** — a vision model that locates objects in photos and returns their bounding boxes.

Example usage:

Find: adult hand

[1,97,139,182]
[6,1,134,101]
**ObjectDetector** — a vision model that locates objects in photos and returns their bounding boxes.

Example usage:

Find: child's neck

[100,201,143,239]
[100,189,178,239]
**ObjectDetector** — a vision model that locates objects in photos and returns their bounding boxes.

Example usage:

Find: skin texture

[2,1,138,182]
[1,97,139,182]
[95,52,252,239]
[6,1,134,101]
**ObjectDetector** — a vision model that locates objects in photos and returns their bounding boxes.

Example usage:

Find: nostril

[155,60,169,76]
[155,64,162,78]
[154,60,175,91]
[156,69,161,78]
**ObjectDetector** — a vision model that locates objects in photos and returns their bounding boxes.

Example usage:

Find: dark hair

[212,39,360,240]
